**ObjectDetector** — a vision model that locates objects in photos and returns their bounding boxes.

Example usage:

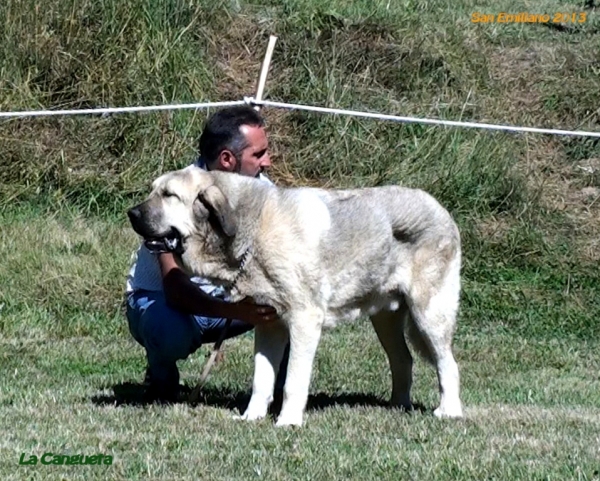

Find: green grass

[1,0,600,479]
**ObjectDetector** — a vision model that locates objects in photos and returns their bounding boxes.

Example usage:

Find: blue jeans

[126,289,288,391]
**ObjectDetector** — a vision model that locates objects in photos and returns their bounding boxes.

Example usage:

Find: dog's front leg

[276,309,324,427]
[239,324,288,422]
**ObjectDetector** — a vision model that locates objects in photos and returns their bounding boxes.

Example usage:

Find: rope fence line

[0,100,247,119]
[1,95,599,139]
[250,98,600,139]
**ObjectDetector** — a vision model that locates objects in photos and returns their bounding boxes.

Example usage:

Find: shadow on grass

[91,382,428,415]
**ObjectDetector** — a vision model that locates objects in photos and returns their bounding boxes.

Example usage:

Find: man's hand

[231,296,279,326]
[158,253,278,325]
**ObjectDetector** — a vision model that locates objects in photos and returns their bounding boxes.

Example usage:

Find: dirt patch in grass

[472,135,600,264]
[475,215,514,242]
[521,137,600,260]
[333,24,456,98]
[203,13,269,101]
[263,110,327,188]
[487,45,547,125]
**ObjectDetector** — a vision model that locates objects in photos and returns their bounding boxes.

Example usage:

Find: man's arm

[157,253,277,325]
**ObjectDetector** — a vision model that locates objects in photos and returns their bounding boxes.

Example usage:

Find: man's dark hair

[199,106,265,168]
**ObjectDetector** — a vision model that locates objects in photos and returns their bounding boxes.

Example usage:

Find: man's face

[233,124,271,177]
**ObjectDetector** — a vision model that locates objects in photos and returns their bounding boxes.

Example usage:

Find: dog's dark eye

[163,190,179,200]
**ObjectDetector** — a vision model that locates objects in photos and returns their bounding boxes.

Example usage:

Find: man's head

[199,106,271,177]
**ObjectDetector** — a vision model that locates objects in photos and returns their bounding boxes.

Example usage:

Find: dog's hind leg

[406,252,463,418]
[275,308,324,427]
[240,324,289,422]
[370,307,414,411]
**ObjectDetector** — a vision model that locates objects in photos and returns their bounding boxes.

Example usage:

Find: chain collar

[229,247,251,291]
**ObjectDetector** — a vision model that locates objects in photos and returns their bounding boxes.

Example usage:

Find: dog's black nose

[127,207,141,222]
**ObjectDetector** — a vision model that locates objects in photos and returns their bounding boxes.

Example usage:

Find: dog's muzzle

[127,206,184,255]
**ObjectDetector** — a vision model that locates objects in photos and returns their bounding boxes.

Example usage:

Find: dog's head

[127,166,237,247]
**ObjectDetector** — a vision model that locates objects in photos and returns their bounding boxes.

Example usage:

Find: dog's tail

[401,245,461,366]
[403,314,436,364]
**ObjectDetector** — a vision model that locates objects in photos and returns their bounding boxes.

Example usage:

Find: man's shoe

[144,383,180,404]
[143,367,181,404]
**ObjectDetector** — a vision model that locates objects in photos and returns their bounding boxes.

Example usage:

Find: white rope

[0,100,246,118]
[1,95,599,139]
[250,98,600,139]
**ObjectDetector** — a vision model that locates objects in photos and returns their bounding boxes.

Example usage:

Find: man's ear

[217,149,237,172]
[197,185,237,237]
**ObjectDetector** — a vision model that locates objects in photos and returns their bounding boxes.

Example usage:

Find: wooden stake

[253,35,278,111]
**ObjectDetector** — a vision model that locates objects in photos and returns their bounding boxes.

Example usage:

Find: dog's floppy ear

[197,185,237,237]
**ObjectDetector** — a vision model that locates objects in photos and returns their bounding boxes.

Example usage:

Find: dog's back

[292,185,459,318]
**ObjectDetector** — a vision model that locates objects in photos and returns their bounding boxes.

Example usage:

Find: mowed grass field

[1,0,600,479]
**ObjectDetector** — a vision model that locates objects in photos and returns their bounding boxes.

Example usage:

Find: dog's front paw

[274,412,304,427]
[235,406,268,422]
[433,403,463,419]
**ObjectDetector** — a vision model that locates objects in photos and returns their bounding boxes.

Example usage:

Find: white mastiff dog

[127,165,463,426]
